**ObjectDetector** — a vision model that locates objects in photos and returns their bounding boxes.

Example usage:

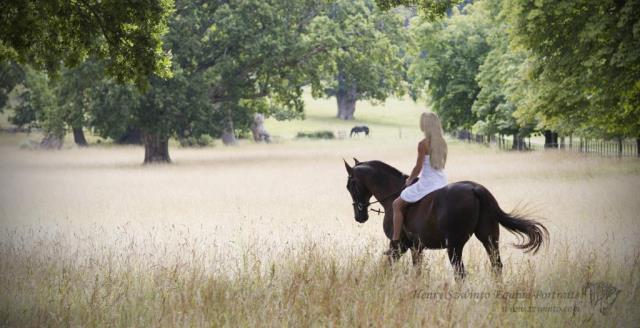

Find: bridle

[349,176,403,215]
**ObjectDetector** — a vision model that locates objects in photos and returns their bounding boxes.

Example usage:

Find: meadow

[0,97,639,326]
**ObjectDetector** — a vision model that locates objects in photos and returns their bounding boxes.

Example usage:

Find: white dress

[400,155,447,203]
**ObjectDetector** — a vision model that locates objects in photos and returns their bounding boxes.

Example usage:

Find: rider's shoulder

[418,138,429,151]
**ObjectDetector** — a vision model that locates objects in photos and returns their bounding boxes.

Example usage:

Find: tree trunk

[637,138,640,157]
[222,111,237,146]
[569,135,573,150]
[73,127,88,147]
[511,135,526,150]
[40,134,63,149]
[618,137,623,157]
[336,84,358,120]
[222,130,236,145]
[250,113,270,143]
[543,130,558,148]
[143,132,171,164]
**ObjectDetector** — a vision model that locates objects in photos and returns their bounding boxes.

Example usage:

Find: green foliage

[6,0,637,154]
[0,0,173,88]
[504,0,640,138]
[187,0,333,128]
[179,134,214,147]
[87,66,211,142]
[311,0,410,105]
[406,0,638,141]
[471,0,533,137]
[410,3,491,130]
[57,60,105,130]
[75,0,334,153]
[0,61,24,110]
[84,78,140,141]
[8,67,65,137]
[375,0,459,20]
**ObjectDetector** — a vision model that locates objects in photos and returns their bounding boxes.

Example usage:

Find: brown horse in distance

[344,159,548,281]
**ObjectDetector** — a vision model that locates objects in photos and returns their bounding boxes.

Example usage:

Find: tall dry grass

[0,137,639,326]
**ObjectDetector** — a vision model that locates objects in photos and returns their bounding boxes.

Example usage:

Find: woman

[386,112,448,256]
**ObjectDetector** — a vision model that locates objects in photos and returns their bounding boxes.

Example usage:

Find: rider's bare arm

[406,139,427,185]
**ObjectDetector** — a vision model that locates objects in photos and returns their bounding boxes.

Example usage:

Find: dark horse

[344,158,548,281]
[350,125,369,137]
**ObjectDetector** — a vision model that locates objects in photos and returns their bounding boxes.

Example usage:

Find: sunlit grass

[265,92,427,140]
[1,224,638,326]
[1,95,640,326]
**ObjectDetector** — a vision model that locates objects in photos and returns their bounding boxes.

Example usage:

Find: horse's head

[344,158,372,223]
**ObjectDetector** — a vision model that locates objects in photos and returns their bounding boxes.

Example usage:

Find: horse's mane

[357,160,407,179]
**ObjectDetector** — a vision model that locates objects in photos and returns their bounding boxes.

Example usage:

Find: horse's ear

[353,158,360,165]
[343,159,353,175]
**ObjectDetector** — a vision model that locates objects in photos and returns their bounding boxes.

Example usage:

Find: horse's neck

[366,173,405,209]
[360,167,405,240]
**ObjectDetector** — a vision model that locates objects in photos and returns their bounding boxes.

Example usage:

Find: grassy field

[265,93,426,140]
[1,97,639,326]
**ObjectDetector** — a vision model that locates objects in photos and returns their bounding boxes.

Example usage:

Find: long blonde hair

[420,112,447,170]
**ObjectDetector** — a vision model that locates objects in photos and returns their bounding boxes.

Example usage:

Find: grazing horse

[344,159,548,281]
[350,125,369,137]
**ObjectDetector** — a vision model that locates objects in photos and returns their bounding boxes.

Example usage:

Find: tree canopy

[375,0,459,19]
[310,0,410,120]
[0,0,173,88]
[3,0,639,162]
[410,3,491,130]
[504,0,640,139]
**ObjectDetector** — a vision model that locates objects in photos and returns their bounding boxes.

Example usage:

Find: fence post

[586,139,590,153]
[600,140,603,156]
[584,139,587,153]
[579,138,582,152]
[585,138,588,153]
[569,135,573,150]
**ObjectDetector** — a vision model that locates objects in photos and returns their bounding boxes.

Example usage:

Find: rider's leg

[392,197,407,241]
[385,197,407,257]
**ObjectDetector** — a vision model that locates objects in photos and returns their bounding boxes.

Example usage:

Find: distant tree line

[1,0,638,163]
[406,0,639,151]
[1,0,440,163]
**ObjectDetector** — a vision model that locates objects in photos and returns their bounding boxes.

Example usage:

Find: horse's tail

[473,185,548,254]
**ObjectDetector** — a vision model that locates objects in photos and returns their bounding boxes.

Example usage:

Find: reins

[353,189,403,215]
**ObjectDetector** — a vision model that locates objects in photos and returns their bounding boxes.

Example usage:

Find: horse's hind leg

[481,237,503,280]
[475,225,503,279]
[447,243,465,282]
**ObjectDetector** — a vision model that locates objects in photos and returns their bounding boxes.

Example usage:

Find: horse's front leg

[386,244,408,265]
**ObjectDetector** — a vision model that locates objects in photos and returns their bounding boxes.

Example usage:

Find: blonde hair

[420,112,447,170]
